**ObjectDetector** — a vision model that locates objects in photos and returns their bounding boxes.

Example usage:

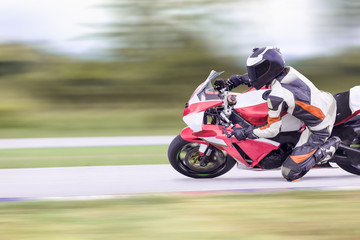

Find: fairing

[183,70,223,132]
[181,126,279,167]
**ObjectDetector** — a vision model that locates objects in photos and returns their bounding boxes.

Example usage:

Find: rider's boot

[314,136,341,164]
[282,137,341,182]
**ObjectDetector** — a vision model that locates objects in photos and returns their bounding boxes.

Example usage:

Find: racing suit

[240,66,339,181]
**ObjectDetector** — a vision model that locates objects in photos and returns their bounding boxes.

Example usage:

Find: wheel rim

[177,143,226,173]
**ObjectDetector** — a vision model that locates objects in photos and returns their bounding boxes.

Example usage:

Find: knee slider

[281,166,302,182]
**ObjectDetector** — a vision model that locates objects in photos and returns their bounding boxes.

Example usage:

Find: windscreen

[188,70,224,104]
[195,81,219,101]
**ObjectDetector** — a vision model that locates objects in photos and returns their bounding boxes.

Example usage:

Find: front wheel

[168,135,236,178]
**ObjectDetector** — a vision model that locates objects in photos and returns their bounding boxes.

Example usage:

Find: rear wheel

[335,143,360,175]
[168,135,236,178]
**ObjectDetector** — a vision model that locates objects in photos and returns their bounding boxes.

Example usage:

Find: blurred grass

[1,191,360,239]
[0,145,169,169]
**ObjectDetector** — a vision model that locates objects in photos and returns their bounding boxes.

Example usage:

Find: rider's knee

[281,166,302,182]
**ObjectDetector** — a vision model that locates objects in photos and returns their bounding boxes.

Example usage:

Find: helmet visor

[247,59,270,89]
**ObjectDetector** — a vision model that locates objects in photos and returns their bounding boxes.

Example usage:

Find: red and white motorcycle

[168,70,360,178]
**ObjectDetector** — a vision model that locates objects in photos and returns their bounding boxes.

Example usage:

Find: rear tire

[335,144,360,175]
[336,161,360,175]
[168,135,236,178]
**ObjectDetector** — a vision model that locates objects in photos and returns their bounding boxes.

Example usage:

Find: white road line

[0,136,176,149]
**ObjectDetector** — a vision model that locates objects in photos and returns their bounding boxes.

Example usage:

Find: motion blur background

[0,0,359,138]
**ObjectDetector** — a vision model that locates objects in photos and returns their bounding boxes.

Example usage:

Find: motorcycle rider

[217,47,341,181]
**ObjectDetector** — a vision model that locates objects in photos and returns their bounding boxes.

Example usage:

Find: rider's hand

[232,128,247,141]
[232,125,257,141]
[228,73,251,89]
[214,78,226,91]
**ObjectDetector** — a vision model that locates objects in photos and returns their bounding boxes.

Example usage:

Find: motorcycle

[168,70,360,178]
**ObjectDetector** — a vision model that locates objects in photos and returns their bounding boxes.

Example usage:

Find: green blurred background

[0,0,359,138]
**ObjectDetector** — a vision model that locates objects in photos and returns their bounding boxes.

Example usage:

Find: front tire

[168,135,236,178]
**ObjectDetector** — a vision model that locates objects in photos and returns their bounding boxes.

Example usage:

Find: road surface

[0,164,359,201]
[0,136,359,201]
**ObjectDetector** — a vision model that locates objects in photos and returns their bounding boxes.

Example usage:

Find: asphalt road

[1,164,359,200]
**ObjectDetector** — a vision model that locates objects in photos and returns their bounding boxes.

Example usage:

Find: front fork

[198,144,215,167]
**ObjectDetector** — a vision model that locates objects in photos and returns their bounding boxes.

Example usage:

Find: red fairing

[180,126,247,165]
[236,139,279,167]
[183,101,222,117]
[180,125,280,167]
[235,102,268,126]
[180,127,209,145]
[181,125,225,142]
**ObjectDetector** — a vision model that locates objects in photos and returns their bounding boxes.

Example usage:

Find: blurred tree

[101,0,236,60]
[66,0,243,106]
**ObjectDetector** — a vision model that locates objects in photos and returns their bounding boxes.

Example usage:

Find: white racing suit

[251,67,338,181]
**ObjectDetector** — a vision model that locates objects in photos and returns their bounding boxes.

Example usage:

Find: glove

[232,128,247,141]
[228,73,251,90]
[232,125,257,141]
[214,78,226,91]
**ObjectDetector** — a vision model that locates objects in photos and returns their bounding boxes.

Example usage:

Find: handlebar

[222,124,233,138]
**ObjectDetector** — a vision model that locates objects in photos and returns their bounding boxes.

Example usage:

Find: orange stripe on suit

[290,149,317,164]
[260,115,281,130]
[295,101,325,120]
